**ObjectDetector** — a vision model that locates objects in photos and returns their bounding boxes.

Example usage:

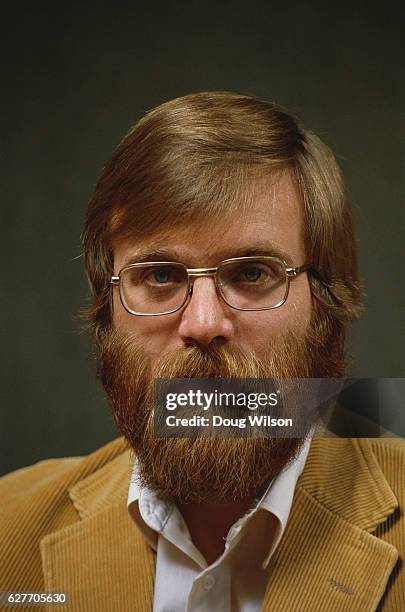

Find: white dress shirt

[127,435,312,612]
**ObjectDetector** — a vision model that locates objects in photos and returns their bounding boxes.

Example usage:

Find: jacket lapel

[40,450,156,611]
[262,438,399,611]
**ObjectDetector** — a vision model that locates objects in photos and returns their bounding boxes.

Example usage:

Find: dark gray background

[1,1,403,475]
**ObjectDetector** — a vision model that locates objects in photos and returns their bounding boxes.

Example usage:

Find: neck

[177,497,256,565]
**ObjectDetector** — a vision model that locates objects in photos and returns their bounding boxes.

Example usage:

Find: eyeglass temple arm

[286,264,312,277]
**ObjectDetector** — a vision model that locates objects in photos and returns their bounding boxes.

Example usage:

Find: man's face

[100,170,327,504]
[112,171,312,357]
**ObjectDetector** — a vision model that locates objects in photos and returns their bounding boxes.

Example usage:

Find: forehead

[113,169,306,270]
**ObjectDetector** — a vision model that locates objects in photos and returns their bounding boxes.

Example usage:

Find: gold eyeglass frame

[110,256,312,316]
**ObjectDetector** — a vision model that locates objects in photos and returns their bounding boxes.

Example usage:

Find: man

[1,92,404,611]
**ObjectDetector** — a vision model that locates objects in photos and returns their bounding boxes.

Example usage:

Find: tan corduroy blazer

[1,437,404,611]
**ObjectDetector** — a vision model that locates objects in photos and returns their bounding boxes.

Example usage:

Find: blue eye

[243,267,262,282]
[153,268,171,283]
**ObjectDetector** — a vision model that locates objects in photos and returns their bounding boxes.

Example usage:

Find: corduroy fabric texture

[0,437,404,611]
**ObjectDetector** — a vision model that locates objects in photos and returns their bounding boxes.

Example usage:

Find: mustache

[98,327,314,385]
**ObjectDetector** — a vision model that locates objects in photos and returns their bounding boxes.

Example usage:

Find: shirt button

[203,574,216,590]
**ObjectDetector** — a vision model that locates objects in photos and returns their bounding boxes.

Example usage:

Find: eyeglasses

[110,256,312,316]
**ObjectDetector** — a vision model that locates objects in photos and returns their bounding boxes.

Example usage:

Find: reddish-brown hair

[82,91,363,343]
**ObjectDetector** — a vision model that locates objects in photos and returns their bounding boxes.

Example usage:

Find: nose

[178,276,234,348]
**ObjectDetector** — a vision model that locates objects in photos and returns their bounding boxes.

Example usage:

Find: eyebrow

[121,243,294,268]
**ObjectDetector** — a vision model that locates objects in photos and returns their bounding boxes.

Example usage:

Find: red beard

[98,314,345,503]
